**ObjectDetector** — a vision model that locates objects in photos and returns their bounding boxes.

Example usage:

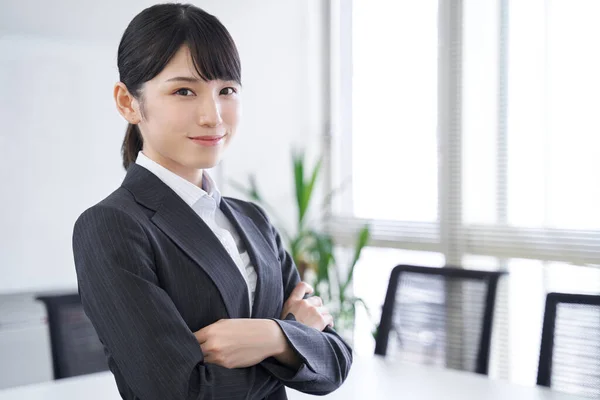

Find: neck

[141,149,203,188]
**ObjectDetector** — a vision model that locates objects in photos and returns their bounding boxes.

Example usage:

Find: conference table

[0,356,587,399]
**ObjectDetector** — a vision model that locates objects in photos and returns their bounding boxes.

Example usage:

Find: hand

[281,282,334,331]
[194,319,285,369]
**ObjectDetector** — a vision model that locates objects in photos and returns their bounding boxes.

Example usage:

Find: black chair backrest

[375,264,506,375]
[36,294,108,379]
[537,292,600,398]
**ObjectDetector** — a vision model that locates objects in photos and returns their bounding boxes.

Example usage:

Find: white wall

[0,0,328,294]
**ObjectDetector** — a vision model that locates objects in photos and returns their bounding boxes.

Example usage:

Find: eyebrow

[165,76,200,83]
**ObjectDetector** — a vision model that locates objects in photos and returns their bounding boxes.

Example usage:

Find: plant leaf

[293,151,323,229]
[351,297,372,318]
[308,231,332,282]
[318,175,351,213]
[302,157,322,222]
[317,234,334,284]
[341,224,371,294]
[301,175,351,230]
[293,150,306,227]
[302,230,335,303]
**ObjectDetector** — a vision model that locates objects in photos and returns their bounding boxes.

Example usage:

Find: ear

[114,82,142,124]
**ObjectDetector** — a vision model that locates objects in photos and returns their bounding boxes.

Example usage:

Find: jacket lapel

[220,199,282,319]
[121,164,250,319]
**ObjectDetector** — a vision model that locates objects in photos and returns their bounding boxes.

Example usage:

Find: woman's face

[129,45,241,182]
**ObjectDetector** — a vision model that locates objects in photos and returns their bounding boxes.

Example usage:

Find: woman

[72,3,352,400]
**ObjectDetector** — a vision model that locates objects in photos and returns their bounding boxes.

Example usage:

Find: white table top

[289,357,586,400]
[0,356,587,400]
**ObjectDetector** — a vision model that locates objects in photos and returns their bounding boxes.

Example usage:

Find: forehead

[155,45,202,81]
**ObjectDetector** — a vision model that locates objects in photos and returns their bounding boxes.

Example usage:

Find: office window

[330,0,600,384]
[352,0,438,223]
[507,0,600,230]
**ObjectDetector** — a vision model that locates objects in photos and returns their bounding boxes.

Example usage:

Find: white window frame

[326,0,600,267]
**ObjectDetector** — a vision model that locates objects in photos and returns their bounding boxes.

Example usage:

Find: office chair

[537,292,600,399]
[375,264,505,375]
[36,294,108,379]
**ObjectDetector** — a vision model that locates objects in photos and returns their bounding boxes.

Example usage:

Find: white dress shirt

[135,151,257,311]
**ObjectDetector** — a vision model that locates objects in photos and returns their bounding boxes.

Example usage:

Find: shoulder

[73,187,146,238]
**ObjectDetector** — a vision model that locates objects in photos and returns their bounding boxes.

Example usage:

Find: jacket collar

[121,163,280,319]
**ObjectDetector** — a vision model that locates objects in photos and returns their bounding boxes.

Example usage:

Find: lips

[189,134,226,147]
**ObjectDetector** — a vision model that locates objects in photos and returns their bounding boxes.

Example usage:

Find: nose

[197,95,223,127]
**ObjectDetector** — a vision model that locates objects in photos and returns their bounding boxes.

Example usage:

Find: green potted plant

[230,150,371,342]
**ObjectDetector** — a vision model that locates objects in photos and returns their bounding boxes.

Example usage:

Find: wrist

[263,319,287,358]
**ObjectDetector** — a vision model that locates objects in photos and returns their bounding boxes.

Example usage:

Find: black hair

[118,3,241,170]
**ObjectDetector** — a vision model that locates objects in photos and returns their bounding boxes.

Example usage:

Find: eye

[174,88,195,96]
[220,87,238,96]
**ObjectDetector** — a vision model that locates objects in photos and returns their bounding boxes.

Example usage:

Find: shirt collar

[135,151,221,208]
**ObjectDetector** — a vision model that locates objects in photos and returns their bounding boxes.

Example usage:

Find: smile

[188,135,226,147]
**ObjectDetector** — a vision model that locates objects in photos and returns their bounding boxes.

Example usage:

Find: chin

[177,146,225,170]
[186,156,221,170]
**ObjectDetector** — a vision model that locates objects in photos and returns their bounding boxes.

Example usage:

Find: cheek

[148,99,196,130]
[220,101,241,132]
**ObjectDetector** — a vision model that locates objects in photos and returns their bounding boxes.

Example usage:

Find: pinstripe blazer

[72,163,352,400]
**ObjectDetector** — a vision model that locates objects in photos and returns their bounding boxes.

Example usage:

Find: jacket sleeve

[72,205,282,400]
[251,204,354,395]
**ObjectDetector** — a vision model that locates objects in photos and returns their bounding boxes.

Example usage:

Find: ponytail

[121,123,143,170]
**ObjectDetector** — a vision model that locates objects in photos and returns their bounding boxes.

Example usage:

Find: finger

[305,296,323,307]
[322,313,334,329]
[200,343,210,357]
[195,328,208,343]
[203,352,215,365]
[289,281,314,301]
[201,341,218,364]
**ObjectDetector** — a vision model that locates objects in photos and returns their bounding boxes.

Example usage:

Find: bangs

[118,4,241,88]
[184,13,241,84]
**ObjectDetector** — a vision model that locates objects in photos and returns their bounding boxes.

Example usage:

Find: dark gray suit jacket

[72,163,352,400]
